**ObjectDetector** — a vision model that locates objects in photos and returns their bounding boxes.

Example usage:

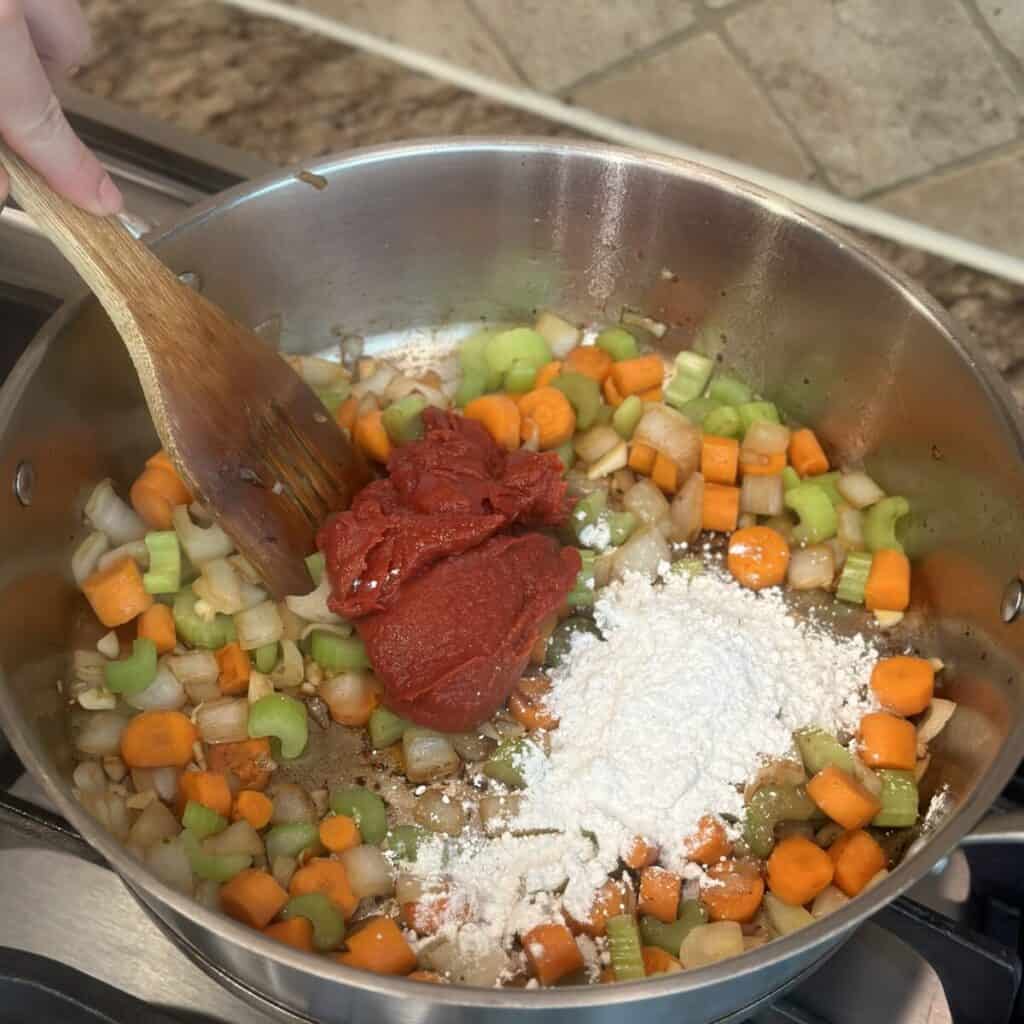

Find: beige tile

[978,0,1024,64]
[471,0,696,91]
[285,0,521,82]
[726,0,1020,196]
[873,145,1024,260]
[570,32,813,179]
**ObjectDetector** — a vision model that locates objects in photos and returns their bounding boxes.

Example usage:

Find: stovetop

[1,87,1023,1024]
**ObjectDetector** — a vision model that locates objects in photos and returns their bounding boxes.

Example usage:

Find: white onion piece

[271,855,297,890]
[340,845,395,898]
[823,537,848,573]
[450,732,496,762]
[79,788,133,840]
[194,879,221,911]
[479,794,522,835]
[96,631,119,659]
[587,440,629,480]
[609,468,636,498]
[85,479,147,544]
[278,603,305,643]
[634,406,700,476]
[167,651,219,689]
[270,783,316,824]
[837,471,885,509]
[73,761,107,793]
[851,756,882,798]
[534,312,580,358]
[321,671,379,724]
[131,766,179,803]
[234,600,284,650]
[787,545,835,591]
[194,557,242,614]
[172,505,234,564]
[395,873,428,906]
[97,540,149,573]
[611,527,670,582]
[740,474,784,516]
[195,697,249,744]
[917,698,957,747]
[403,728,460,783]
[679,921,744,968]
[128,798,181,848]
[742,421,790,456]
[203,820,264,858]
[670,472,704,544]
[147,837,193,895]
[248,670,274,704]
[228,554,262,585]
[126,663,187,711]
[764,892,814,935]
[623,479,671,527]
[72,531,110,586]
[75,711,128,756]
[72,649,107,689]
[287,355,347,390]
[238,581,268,610]
[811,885,850,918]
[352,365,396,398]
[270,640,304,690]
[594,551,615,589]
[574,425,621,464]
[415,789,466,835]
[286,576,344,625]
[836,504,865,550]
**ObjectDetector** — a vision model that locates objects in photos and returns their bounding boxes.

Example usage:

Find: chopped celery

[606,914,645,981]
[702,405,742,439]
[455,366,488,407]
[872,770,918,827]
[182,800,227,839]
[330,786,388,844]
[795,728,854,776]
[836,551,873,604]
[504,360,537,394]
[143,531,181,594]
[639,902,707,956]
[381,395,427,444]
[248,693,308,760]
[744,785,817,858]
[265,822,320,861]
[664,351,714,411]
[607,511,637,546]
[738,401,781,433]
[368,707,410,749]
[567,550,597,608]
[182,829,251,882]
[282,892,346,951]
[709,374,753,406]
[173,588,235,649]
[104,637,157,696]
[671,557,704,576]
[305,551,325,585]
[785,484,838,544]
[317,385,350,414]
[459,330,505,391]
[782,466,801,492]
[864,496,910,554]
[595,327,639,361]
[484,328,551,375]
[554,440,576,472]
[612,395,644,439]
[571,490,607,540]
[806,471,843,506]
[545,616,601,668]
[678,396,722,426]
[483,737,531,789]
[594,403,614,426]
[382,824,428,861]
[310,630,370,672]
[552,372,602,431]
[253,642,278,674]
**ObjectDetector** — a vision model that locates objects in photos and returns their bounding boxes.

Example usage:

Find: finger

[0,3,120,214]
[23,0,90,76]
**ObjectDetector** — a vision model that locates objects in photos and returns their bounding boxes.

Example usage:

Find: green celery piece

[484,328,551,375]
[595,327,639,361]
[664,351,714,411]
[483,737,532,789]
[182,830,251,882]
[781,466,802,492]
[317,383,351,414]
[639,901,707,956]
[253,642,278,674]
[282,892,346,951]
[612,395,644,439]
[872,770,919,827]
[182,800,227,839]
[567,549,597,608]
[606,914,645,981]
[806,471,843,506]
[571,490,608,541]
[836,551,873,605]
[795,728,854,776]
[670,557,704,576]
[702,405,742,439]
[552,372,602,431]
[455,366,488,408]
[248,693,308,760]
[368,707,410,749]
[458,330,505,392]
[310,630,370,672]
[504,359,538,394]
[330,786,388,845]
[554,440,576,472]
[544,617,601,668]
[607,511,637,546]
[744,785,817,858]
[678,396,722,426]
[104,637,157,696]
[864,496,910,554]
[143,531,181,595]
[594,403,614,426]
[381,395,427,444]
[738,401,781,433]
[305,551,325,585]
[265,822,320,861]
[785,483,838,544]
[709,374,753,406]
[173,588,235,649]
[382,824,428,861]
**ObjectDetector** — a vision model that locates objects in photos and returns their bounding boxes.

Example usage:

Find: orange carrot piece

[565,346,613,382]
[290,857,358,919]
[623,836,659,870]
[130,468,191,531]
[701,435,740,485]
[857,712,917,771]
[683,814,733,865]
[829,829,887,897]
[806,764,882,830]
[864,549,910,612]
[535,361,562,389]
[727,526,790,590]
[509,678,559,731]
[638,866,682,924]
[642,946,682,976]
[137,603,176,655]
[651,452,679,495]
[702,482,740,533]
[216,642,251,697]
[638,386,663,402]
[233,789,274,830]
[320,814,361,853]
[354,410,391,463]
[407,970,445,984]
[221,868,288,929]
[205,738,272,791]
[610,355,664,397]
[522,922,584,985]
[700,859,765,923]
[82,556,153,628]
[870,656,934,716]
[121,710,196,769]
[336,395,360,433]
[767,835,834,906]
[739,451,787,477]
[628,442,657,475]
[335,917,417,975]
[567,879,633,938]
[400,893,470,936]
[464,394,522,451]
[263,916,314,952]
[178,769,232,817]
[603,375,624,407]
[518,386,576,449]
[788,429,829,477]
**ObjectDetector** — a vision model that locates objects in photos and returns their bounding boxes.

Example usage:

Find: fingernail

[96,174,123,214]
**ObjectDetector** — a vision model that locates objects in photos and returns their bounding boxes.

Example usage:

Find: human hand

[0,0,122,214]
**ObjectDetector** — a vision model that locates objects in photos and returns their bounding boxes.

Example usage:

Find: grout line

[959,0,1024,97]
[219,0,1024,284]
[463,0,529,87]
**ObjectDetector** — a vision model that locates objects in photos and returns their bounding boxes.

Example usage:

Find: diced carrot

[464,394,522,451]
[829,829,887,897]
[221,868,288,929]
[642,946,682,976]
[683,814,733,865]
[205,737,273,790]
[336,395,360,433]
[740,451,787,477]
[130,455,192,531]
[567,879,633,938]
[701,435,740,485]
[335,917,417,975]
[82,556,153,628]
[788,429,829,477]
[702,483,740,533]
[639,866,682,924]
[638,386,663,402]
[870,656,935,716]
[610,355,664,397]
[651,452,679,495]
[233,789,274,830]
[121,710,197,769]
[177,769,232,817]
[628,442,657,475]
[354,410,391,463]
[727,526,790,590]
[623,836,659,870]
[319,814,361,853]
[518,386,576,449]
[806,764,881,830]
[864,549,910,612]
[290,857,357,919]
[137,603,176,655]
[407,970,446,984]
[565,346,613,382]
[263,916,314,952]
[700,859,764,923]
[400,894,470,935]
[509,678,559,731]
[522,922,584,985]
[535,361,562,389]
[603,376,624,408]
[215,642,251,696]
[767,835,834,907]
[857,712,917,771]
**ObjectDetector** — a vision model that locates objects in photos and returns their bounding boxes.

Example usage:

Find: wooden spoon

[0,142,368,598]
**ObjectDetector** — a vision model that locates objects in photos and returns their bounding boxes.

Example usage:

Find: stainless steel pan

[2,139,1024,1023]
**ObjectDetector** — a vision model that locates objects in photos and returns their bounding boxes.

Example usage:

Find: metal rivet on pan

[178,271,201,291]
[12,461,34,506]
[1001,578,1024,624]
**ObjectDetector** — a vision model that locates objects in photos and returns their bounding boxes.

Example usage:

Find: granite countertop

[76,0,1024,403]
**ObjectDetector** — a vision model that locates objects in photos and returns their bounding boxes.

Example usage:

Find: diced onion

[395,873,428,905]
[72,531,110,586]
[837,471,885,509]
[79,788,132,840]
[415,789,466,836]
[593,550,615,589]
[609,468,636,498]
[167,651,219,689]
[128,798,181,848]
[193,558,242,614]
[450,732,497,763]
[534,312,580,358]
[286,355,348,390]
[194,879,221,911]
[851,756,882,797]
[229,554,262,585]
[278,603,305,643]
[670,472,704,544]
[269,640,304,690]
[624,479,671,527]
[172,505,233,565]
[836,505,864,550]
[479,794,522,835]
[811,885,850,918]
[126,663,187,711]
[203,820,264,858]
[131,766,179,803]
[611,527,670,582]
[340,844,395,898]
[321,671,380,724]
[634,406,701,476]
[85,479,147,545]
[72,649,107,689]
[270,783,315,824]
[74,710,128,756]
[742,421,790,456]
[586,441,629,480]
[182,672,221,705]
[248,670,275,704]
[234,600,284,650]
[96,631,119,659]
[73,761,107,793]
[917,698,957,747]
[679,921,744,968]
[147,837,193,895]
[574,425,621,465]
[787,545,835,591]
[195,697,249,744]
[352,365,396,399]
[271,855,297,890]
[97,540,149,573]
[286,576,344,625]
[403,728,460,783]
[740,474,784,516]
[764,892,814,935]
